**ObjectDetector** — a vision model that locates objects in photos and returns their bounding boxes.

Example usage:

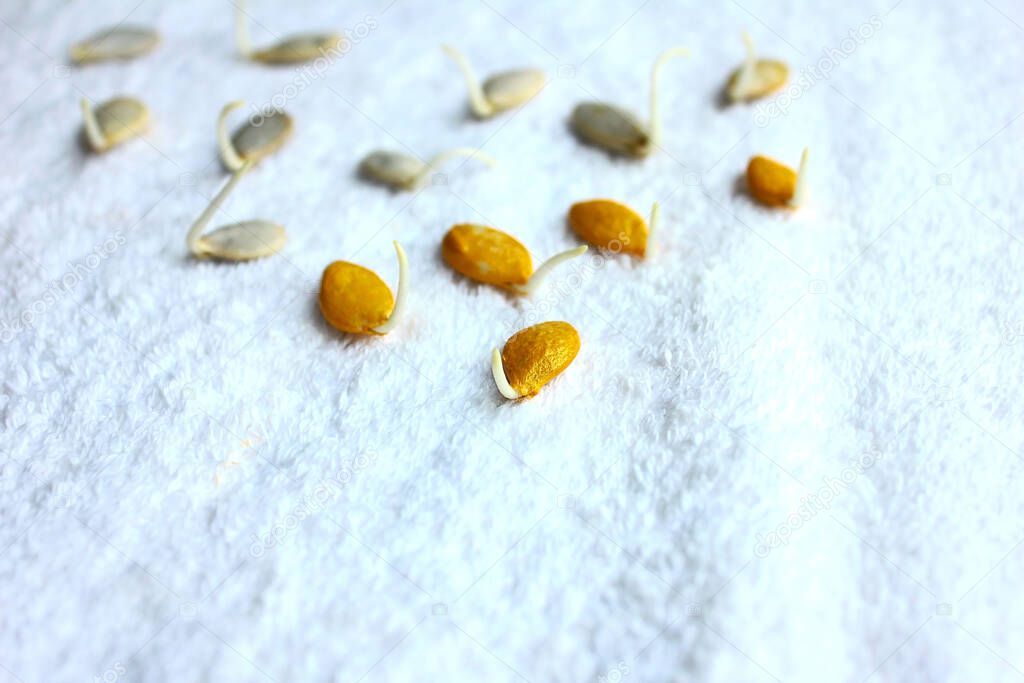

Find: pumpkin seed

[571,103,649,157]
[746,147,809,208]
[442,45,545,118]
[80,96,149,152]
[570,47,689,157]
[568,199,659,257]
[235,0,342,64]
[726,33,789,103]
[442,224,586,295]
[69,25,160,64]
[186,162,287,261]
[492,321,580,399]
[198,221,287,261]
[359,148,495,191]
[217,101,293,172]
[319,242,409,335]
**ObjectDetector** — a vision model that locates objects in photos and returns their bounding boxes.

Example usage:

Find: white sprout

[648,201,661,245]
[413,148,495,188]
[372,241,409,334]
[79,98,108,151]
[647,47,690,147]
[511,245,588,296]
[186,162,252,255]
[491,348,520,400]
[790,147,810,208]
[217,100,247,172]
[730,32,758,100]
[442,45,494,117]
[235,0,254,58]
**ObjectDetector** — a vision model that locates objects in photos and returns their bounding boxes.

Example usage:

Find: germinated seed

[199,221,287,261]
[442,45,545,118]
[186,162,288,261]
[319,242,409,335]
[441,224,586,296]
[568,199,659,257]
[726,33,789,103]
[235,0,342,64]
[217,101,293,171]
[359,148,495,191]
[69,26,160,64]
[570,104,649,157]
[570,47,689,158]
[746,148,809,208]
[492,321,580,400]
[80,96,149,152]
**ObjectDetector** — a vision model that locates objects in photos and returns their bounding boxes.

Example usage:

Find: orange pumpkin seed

[492,321,580,399]
[319,242,409,335]
[746,147,809,208]
[441,224,586,295]
[568,199,659,257]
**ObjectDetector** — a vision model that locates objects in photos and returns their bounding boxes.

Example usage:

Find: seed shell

[70,26,160,64]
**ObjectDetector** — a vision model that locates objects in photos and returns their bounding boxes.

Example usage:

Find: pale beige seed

[196,221,287,261]
[442,45,545,118]
[70,26,160,64]
[186,162,287,262]
[570,47,688,158]
[359,148,495,191]
[217,101,293,172]
[235,0,342,65]
[571,103,649,158]
[726,33,789,103]
[80,97,149,152]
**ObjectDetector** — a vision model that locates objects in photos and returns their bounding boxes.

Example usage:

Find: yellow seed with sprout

[319,242,409,336]
[746,147,810,208]
[79,96,149,153]
[441,225,587,296]
[234,0,342,64]
[726,32,789,103]
[492,321,580,400]
[568,199,660,257]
